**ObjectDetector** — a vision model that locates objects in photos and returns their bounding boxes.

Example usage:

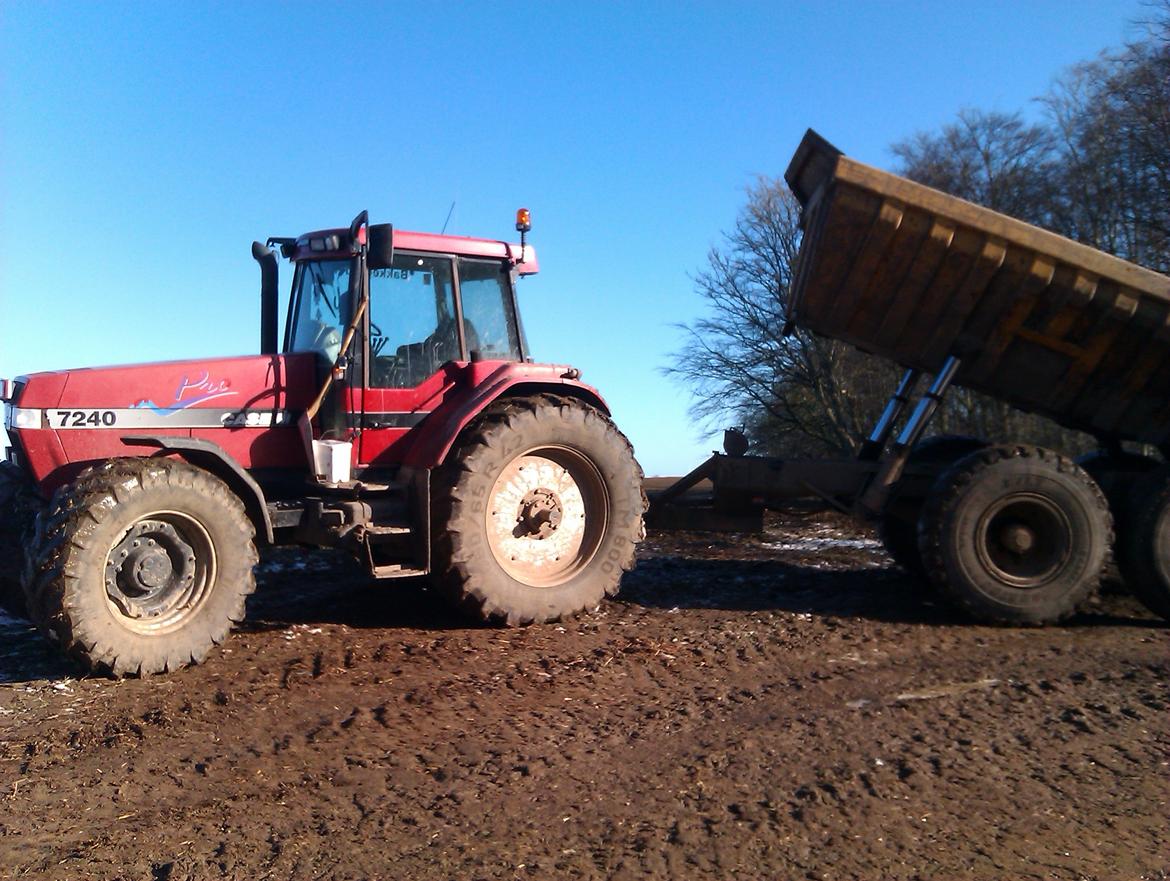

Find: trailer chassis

[649,357,962,529]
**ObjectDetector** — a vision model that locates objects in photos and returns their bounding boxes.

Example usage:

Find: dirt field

[1,512,1166,881]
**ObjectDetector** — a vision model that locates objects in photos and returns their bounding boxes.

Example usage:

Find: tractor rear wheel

[0,461,43,619]
[918,445,1110,624]
[878,435,990,575]
[431,395,645,625]
[23,457,258,676]
[1116,465,1170,620]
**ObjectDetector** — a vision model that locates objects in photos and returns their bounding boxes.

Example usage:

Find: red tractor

[0,210,646,676]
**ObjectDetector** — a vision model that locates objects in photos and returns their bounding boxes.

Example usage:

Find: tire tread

[918,444,1111,625]
[23,457,257,676]
[432,394,645,625]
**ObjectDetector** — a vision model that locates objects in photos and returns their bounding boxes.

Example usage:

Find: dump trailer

[653,130,1170,626]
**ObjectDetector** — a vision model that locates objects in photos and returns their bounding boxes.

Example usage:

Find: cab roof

[290,226,539,275]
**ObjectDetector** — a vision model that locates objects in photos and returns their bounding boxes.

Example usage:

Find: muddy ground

[0,512,1166,881]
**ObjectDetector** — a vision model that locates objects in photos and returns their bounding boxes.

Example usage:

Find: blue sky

[0,0,1150,475]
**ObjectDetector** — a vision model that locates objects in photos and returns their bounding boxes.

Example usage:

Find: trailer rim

[974,493,1072,588]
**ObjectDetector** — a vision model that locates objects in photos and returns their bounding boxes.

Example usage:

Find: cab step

[370,563,428,579]
[364,523,411,537]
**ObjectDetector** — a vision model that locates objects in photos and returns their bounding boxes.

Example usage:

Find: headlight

[3,405,40,430]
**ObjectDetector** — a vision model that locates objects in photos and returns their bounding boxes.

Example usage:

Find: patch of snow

[763,537,883,552]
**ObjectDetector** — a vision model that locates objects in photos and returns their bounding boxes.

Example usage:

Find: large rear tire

[1074,450,1159,531]
[1116,465,1170,620]
[0,461,43,619]
[431,395,645,625]
[918,445,1110,624]
[879,435,990,575]
[23,458,258,676]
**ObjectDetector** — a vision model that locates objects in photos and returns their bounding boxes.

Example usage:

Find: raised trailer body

[786,130,1170,447]
[653,130,1170,625]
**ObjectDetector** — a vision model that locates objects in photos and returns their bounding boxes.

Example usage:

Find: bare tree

[664,178,896,456]
[670,7,1166,458]
[891,109,1061,225]
[1044,8,1169,271]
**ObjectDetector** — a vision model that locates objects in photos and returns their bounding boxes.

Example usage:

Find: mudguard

[400,361,609,470]
[121,435,274,543]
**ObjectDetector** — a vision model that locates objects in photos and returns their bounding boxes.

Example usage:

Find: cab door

[357,251,463,465]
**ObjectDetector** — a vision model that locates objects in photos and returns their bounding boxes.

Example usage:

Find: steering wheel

[369,319,389,357]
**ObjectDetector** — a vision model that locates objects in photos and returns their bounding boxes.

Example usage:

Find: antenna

[441,201,456,235]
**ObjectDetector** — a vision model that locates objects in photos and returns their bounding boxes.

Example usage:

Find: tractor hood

[7,353,320,492]
[13,353,317,428]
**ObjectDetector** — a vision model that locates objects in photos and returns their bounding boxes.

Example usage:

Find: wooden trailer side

[785,130,1170,448]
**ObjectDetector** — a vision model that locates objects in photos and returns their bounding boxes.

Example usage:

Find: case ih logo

[131,371,237,415]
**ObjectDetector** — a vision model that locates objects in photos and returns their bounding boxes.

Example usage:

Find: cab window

[368,254,457,388]
[287,259,351,362]
[458,258,522,361]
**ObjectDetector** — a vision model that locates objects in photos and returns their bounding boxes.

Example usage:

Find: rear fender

[401,362,609,470]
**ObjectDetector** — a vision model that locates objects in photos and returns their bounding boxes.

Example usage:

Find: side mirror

[368,223,395,269]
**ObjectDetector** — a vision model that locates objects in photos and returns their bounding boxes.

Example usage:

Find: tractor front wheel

[432,395,645,625]
[23,458,258,676]
[0,461,43,619]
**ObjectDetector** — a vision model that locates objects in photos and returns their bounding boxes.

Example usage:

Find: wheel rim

[975,493,1072,588]
[104,510,217,634]
[485,446,608,587]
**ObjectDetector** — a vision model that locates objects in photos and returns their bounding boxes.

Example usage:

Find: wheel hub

[516,488,564,538]
[105,520,198,620]
[978,494,1071,587]
[999,523,1036,554]
[485,449,607,588]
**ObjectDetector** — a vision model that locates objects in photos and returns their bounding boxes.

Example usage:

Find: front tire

[0,461,43,619]
[432,395,645,625]
[24,458,258,676]
[918,445,1110,624]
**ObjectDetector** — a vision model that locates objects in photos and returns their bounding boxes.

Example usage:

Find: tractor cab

[2,208,643,677]
[256,211,539,477]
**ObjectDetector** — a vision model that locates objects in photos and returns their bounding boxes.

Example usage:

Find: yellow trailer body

[785,130,1170,446]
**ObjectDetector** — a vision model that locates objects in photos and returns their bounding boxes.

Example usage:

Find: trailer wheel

[432,394,645,625]
[1116,465,1170,620]
[879,435,989,575]
[918,445,1110,624]
[1074,450,1159,529]
[23,457,257,676]
[0,461,43,619]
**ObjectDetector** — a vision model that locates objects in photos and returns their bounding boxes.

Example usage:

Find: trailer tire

[23,457,257,676]
[1116,465,1170,620]
[918,445,1110,624]
[431,394,645,625]
[0,461,43,619]
[879,435,990,575]
[1075,450,1159,527]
